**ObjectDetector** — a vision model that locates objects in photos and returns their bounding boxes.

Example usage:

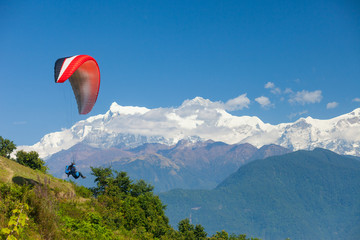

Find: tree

[0,136,16,159]
[16,150,47,173]
[211,230,229,240]
[178,218,196,239]
[90,167,171,238]
[90,166,113,196]
[113,171,132,195]
[91,167,134,197]
[178,218,194,234]
[178,218,207,240]
[131,179,154,197]
[194,224,207,240]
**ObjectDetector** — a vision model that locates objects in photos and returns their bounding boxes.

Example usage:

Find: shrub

[70,181,92,198]
[15,150,48,173]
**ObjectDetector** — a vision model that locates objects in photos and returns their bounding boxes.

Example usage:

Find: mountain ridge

[46,141,291,192]
[159,148,360,239]
[19,97,360,159]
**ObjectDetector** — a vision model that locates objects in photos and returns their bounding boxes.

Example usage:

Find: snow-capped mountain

[20,97,360,158]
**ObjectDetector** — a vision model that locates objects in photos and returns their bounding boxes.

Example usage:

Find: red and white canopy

[54,55,100,115]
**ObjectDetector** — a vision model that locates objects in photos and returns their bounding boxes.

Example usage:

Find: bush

[70,181,93,198]
[60,212,114,239]
[15,150,48,173]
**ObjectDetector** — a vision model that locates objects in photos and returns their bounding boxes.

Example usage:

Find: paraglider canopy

[54,55,100,115]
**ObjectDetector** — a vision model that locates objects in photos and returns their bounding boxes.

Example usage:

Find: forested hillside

[160,148,360,240]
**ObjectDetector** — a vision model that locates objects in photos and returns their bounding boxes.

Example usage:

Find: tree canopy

[90,166,170,238]
[15,150,47,173]
[0,136,16,159]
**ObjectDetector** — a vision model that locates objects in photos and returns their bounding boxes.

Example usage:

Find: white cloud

[166,112,204,129]
[326,102,338,109]
[265,82,275,89]
[284,88,293,94]
[255,96,272,108]
[352,98,360,102]
[264,82,281,94]
[289,90,322,105]
[224,94,250,111]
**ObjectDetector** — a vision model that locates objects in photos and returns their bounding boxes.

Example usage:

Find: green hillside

[0,155,262,240]
[0,155,175,240]
[0,156,74,194]
[0,156,112,239]
[160,148,360,240]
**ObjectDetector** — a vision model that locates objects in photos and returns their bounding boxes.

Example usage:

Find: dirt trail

[0,162,14,183]
[5,166,14,182]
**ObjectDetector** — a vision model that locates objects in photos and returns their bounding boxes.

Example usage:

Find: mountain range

[46,141,290,192]
[20,97,360,159]
[159,148,360,240]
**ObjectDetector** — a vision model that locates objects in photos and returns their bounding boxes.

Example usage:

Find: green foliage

[70,180,92,198]
[195,224,208,240]
[60,211,114,239]
[0,203,29,240]
[211,230,229,240]
[178,218,193,233]
[90,166,113,196]
[0,136,16,159]
[131,179,154,197]
[15,150,47,173]
[0,184,29,224]
[177,218,207,240]
[0,183,32,240]
[91,166,171,238]
[209,231,263,240]
[27,177,61,239]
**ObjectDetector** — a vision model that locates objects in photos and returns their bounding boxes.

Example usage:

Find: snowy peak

[19,97,360,159]
[180,97,217,108]
[347,107,360,116]
[109,102,150,115]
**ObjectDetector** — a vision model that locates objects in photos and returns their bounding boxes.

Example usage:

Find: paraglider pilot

[65,162,86,179]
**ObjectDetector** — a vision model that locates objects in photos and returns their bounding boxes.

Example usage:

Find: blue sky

[1,0,359,146]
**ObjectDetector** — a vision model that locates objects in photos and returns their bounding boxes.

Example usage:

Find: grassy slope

[0,157,148,240]
[0,156,74,195]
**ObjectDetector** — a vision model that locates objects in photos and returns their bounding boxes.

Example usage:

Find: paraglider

[55,55,100,180]
[54,55,100,115]
[65,162,86,179]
